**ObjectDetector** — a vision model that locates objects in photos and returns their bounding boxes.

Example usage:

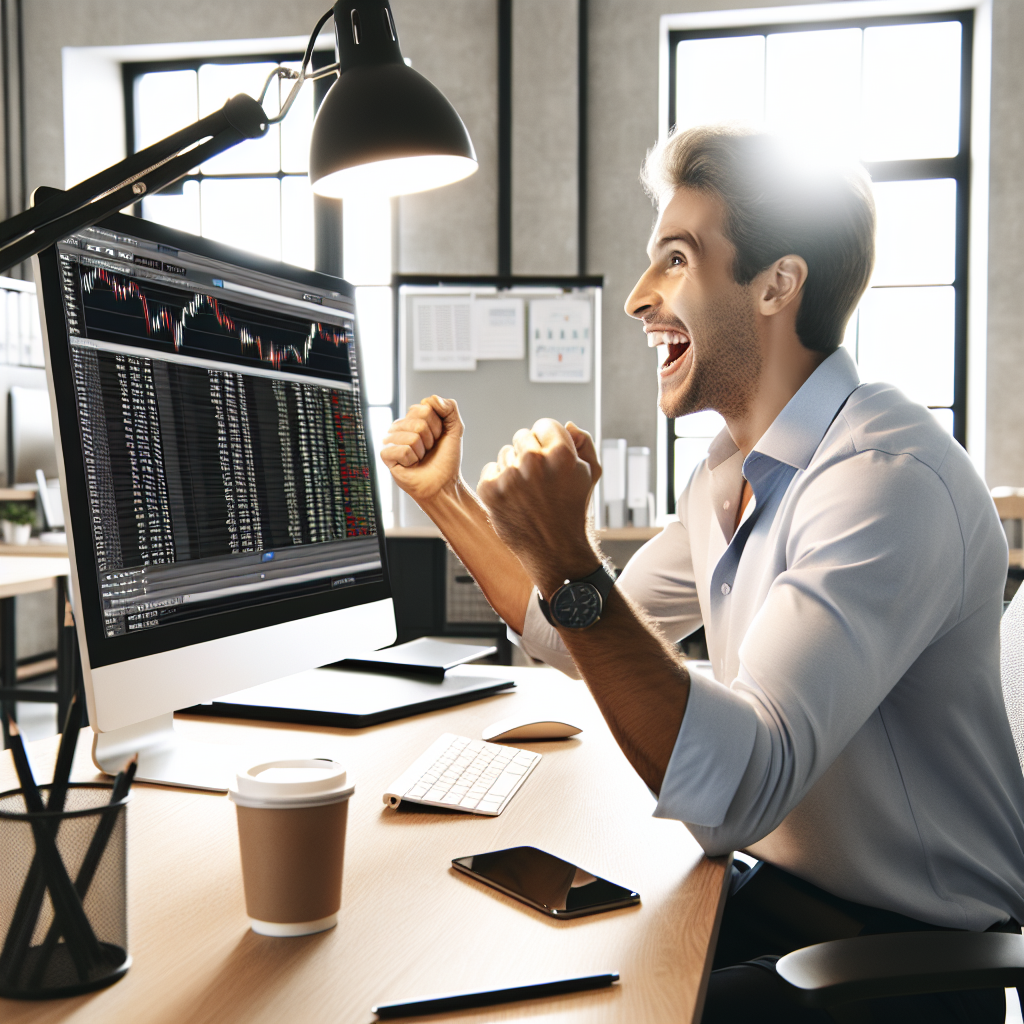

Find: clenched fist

[381,396,464,505]
[477,419,603,594]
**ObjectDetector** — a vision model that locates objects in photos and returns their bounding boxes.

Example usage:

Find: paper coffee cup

[228,759,355,937]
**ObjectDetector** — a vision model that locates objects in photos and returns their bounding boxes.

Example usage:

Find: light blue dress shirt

[517,348,1024,930]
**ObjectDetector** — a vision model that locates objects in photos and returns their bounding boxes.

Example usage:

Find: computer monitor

[33,212,397,789]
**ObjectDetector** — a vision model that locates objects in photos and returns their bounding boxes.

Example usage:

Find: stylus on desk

[371,971,619,1018]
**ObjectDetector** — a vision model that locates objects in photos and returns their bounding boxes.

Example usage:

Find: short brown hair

[641,125,875,355]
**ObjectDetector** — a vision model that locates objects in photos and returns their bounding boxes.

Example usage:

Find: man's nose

[625,266,659,321]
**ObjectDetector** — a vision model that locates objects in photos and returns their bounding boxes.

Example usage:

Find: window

[665,12,971,511]
[126,57,397,524]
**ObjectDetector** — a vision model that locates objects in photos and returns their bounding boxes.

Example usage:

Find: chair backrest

[1001,585,1024,773]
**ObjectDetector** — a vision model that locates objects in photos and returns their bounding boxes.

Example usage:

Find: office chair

[775,585,1024,1020]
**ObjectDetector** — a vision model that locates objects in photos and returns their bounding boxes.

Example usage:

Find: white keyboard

[383,733,541,816]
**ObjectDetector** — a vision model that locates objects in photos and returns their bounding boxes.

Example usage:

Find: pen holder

[0,783,130,999]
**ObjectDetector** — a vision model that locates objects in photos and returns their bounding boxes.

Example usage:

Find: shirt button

[721,583,731,595]
[722,500,730,510]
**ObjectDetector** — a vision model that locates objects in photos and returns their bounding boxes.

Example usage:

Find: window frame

[122,51,335,226]
[663,9,973,513]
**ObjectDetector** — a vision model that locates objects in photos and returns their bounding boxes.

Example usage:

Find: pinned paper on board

[528,299,592,383]
[471,297,524,360]
[412,296,475,371]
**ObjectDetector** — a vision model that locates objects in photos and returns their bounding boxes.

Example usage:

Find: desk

[0,556,72,747]
[0,668,729,1024]
[0,541,69,558]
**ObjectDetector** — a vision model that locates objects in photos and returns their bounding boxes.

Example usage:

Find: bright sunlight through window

[668,16,966,506]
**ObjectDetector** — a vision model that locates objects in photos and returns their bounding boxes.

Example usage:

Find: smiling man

[381,126,1024,1023]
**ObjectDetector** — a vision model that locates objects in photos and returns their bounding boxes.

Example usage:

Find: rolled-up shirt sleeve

[657,450,969,856]
[654,662,758,827]
[512,517,705,675]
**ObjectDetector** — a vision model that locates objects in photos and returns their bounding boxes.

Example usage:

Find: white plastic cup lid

[228,759,355,808]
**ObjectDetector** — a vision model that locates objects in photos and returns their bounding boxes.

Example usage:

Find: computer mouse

[482,716,583,742]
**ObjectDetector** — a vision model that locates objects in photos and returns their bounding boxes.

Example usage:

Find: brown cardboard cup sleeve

[227,760,355,937]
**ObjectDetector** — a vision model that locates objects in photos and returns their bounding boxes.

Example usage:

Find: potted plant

[0,502,36,545]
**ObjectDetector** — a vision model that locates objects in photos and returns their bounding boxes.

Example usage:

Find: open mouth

[650,330,692,376]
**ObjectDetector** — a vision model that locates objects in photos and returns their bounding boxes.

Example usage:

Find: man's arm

[478,419,975,854]
[380,395,533,632]
[476,417,691,794]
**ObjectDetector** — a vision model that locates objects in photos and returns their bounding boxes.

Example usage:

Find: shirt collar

[749,347,860,472]
[704,347,861,476]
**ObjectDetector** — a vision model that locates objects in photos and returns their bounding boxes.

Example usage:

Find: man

[381,125,1024,1022]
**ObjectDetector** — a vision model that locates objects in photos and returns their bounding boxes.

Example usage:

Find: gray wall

[986,0,1024,488]
[392,0,499,275]
[12,0,1024,485]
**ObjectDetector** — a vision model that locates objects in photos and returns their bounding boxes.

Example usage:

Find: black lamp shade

[309,0,477,198]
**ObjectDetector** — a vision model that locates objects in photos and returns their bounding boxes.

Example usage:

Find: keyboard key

[488,771,519,798]
[505,763,527,776]
[460,796,481,808]
[478,800,501,812]
[408,784,429,798]
[441,793,463,805]
[425,788,448,802]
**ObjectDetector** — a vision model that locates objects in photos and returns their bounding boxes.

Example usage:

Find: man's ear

[758,255,808,316]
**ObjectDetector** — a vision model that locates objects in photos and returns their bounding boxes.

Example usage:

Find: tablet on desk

[182,665,514,728]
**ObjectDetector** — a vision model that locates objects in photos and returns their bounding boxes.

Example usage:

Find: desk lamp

[0,0,477,275]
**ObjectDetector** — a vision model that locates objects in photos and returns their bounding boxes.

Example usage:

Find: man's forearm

[419,477,533,633]
[554,589,690,794]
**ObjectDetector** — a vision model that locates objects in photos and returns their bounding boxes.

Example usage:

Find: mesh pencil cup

[0,782,131,999]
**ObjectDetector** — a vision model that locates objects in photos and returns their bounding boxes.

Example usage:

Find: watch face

[551,582,602,629]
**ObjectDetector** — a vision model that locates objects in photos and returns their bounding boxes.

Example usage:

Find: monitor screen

[37,215,391,671]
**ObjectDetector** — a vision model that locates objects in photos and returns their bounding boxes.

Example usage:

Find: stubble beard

[659,289,763,422]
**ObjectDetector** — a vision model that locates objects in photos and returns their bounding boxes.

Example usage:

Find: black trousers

[701,861,1019,1024]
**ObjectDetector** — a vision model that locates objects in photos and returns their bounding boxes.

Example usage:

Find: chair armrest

[776,930,1024,1008]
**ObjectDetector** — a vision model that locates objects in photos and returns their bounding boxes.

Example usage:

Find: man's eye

[669,252,685,267]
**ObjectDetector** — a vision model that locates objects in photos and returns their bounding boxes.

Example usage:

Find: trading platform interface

[54,226,383,639]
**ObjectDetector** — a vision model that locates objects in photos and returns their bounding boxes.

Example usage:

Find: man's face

[625,187,763,421]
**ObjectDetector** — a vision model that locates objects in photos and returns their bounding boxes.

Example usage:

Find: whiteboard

[397,283,601,527]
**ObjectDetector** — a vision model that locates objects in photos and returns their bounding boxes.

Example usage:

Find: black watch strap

[537,564,616,629]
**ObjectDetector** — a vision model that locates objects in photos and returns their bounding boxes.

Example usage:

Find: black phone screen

[452,846,640,918]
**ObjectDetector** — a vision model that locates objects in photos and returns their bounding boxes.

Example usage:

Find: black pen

[5,716,102,979]
[0,697,81,984]
[371,971,620,1018]
[27,753,139,987]
[48,694,81,812]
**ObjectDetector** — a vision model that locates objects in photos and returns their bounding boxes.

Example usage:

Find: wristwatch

[537,564,616,630]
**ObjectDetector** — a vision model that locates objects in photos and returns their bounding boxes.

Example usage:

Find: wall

[985,0,1024,486]
[391,0,499,275]
[11,0,1024,486]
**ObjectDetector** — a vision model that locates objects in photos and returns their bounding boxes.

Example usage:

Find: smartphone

[452,846,640,919]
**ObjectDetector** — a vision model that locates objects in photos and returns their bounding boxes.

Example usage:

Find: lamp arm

[0,94,268,276]
[261,4,339,128]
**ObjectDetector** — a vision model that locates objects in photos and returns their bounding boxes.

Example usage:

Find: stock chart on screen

[55,226,382,639]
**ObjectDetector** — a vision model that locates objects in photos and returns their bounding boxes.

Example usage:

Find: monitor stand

[91,712,253,792]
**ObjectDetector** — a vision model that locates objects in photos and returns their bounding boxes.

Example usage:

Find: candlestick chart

[78,265,354,379]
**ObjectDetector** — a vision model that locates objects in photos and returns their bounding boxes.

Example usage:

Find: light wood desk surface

[0,542,69,559]
[0,557,69,598]
[0,667,729,1024]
